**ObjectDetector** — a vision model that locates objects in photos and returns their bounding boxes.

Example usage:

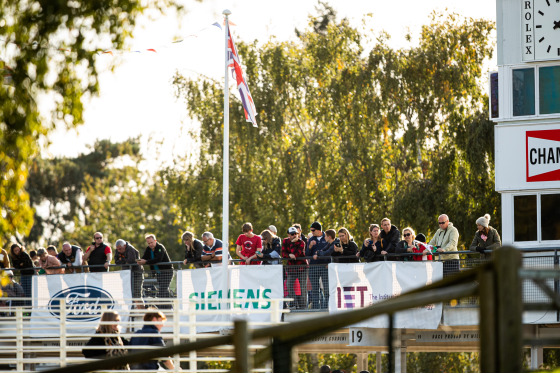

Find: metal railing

[42,247,540,373]
[0,296,286,372]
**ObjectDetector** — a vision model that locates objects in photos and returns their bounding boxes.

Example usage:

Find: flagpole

[222,9,231,308]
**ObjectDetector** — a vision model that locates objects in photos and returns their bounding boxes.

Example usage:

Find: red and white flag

[227,25,258,127]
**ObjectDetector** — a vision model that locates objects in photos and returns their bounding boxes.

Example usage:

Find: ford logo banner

[48,286,115,321]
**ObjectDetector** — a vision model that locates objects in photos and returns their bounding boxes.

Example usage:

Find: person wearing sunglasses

[83,232,112,272]
[282,226,308,310]
[428,214,460,275]
[396,227,418,261]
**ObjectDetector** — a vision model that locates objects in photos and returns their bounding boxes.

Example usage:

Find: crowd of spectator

[0,213,501,310]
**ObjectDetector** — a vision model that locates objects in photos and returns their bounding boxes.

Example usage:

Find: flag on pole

[226,24,258,127]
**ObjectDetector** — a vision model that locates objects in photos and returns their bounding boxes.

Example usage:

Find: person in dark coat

[115,239,144,307]
[137,234,173,308]
[258,229,282,265]
[9,243,35,299]
[182,231,203,268]
[380,218,400,260]
[82,311,129,370]
[332,228,359,263]
[469,214,501,259]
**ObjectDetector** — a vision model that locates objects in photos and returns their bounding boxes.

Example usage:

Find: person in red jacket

[282,226,308,309]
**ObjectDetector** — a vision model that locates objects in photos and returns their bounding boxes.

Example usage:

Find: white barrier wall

[177,265,283,333]
[31,271,132,336]
[328,262,444,329]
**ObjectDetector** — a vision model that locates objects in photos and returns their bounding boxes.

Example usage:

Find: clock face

[534,0,560,60]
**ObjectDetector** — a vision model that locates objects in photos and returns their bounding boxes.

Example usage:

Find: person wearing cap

[307,221,330,309]
[428,214,460,275]
[37,247,64,274]
[0,270,25,311]
[415,233,433,261]
[282,226,308,309]
[235,222,262,265]
[469,214,501,259]
[268,225,278,236]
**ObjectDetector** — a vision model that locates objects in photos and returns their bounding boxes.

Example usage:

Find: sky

[43,0,497,169]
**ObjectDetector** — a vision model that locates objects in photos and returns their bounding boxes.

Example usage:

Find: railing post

[189,301,197,372]
[555,249,559,322]
[478,265,497,373]
[233,320,249,373]
[59,299,67,368]
[173,299,180,372]
[16,308,24,372]
[388,314,394,373]
[272,338,293,373]
[494,246,523,372]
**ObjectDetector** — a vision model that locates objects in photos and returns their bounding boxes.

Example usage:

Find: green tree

[25,138,185,261]
[168,10,497,249]
[0,0,181,243]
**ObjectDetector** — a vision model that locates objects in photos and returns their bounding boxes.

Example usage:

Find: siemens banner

[177,266,283,333]
[329,262,443,329]
[30,271,131,336]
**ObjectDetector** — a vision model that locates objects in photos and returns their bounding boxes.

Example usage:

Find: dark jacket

[184,239,203,265]
[82,334,129,359]
[306,233,330,264]
[316,241,336,258]
[380,225,400,259]
[469,226,501,257]
[142,243,172,271]
[359,238,387,262]
[9,250,35,275]
[115,243,143,272]
[262,237,281,264]
[396,240,417,261]
[331,240,359,263]
[129,325,165,370]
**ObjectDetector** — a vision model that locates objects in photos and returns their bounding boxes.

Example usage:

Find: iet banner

[30,271,132,336]
[177,266,283,333]
[328,262,443,329]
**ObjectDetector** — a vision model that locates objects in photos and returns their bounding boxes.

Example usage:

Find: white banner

[31,271,132,336]
[329,262,443,329]
[177,266,283,333]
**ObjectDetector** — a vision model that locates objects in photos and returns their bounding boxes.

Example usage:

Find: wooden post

[478,266,497,373]
[272,338,293,373]
[494,246,523,372]
[233,320,249,373]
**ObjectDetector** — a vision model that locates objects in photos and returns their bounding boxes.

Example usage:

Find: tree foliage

[168,9,498,247]
[0,0,181,243]
[24,138,185,261]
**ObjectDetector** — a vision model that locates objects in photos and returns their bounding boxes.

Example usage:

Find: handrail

[44,268,482,373]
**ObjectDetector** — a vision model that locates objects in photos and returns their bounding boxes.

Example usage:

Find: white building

[493,0,560,248]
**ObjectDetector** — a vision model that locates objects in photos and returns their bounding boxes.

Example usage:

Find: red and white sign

[526,129,560,182]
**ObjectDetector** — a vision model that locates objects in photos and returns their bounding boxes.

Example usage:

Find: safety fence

[0,296,286,372]
[2,248,559,313]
